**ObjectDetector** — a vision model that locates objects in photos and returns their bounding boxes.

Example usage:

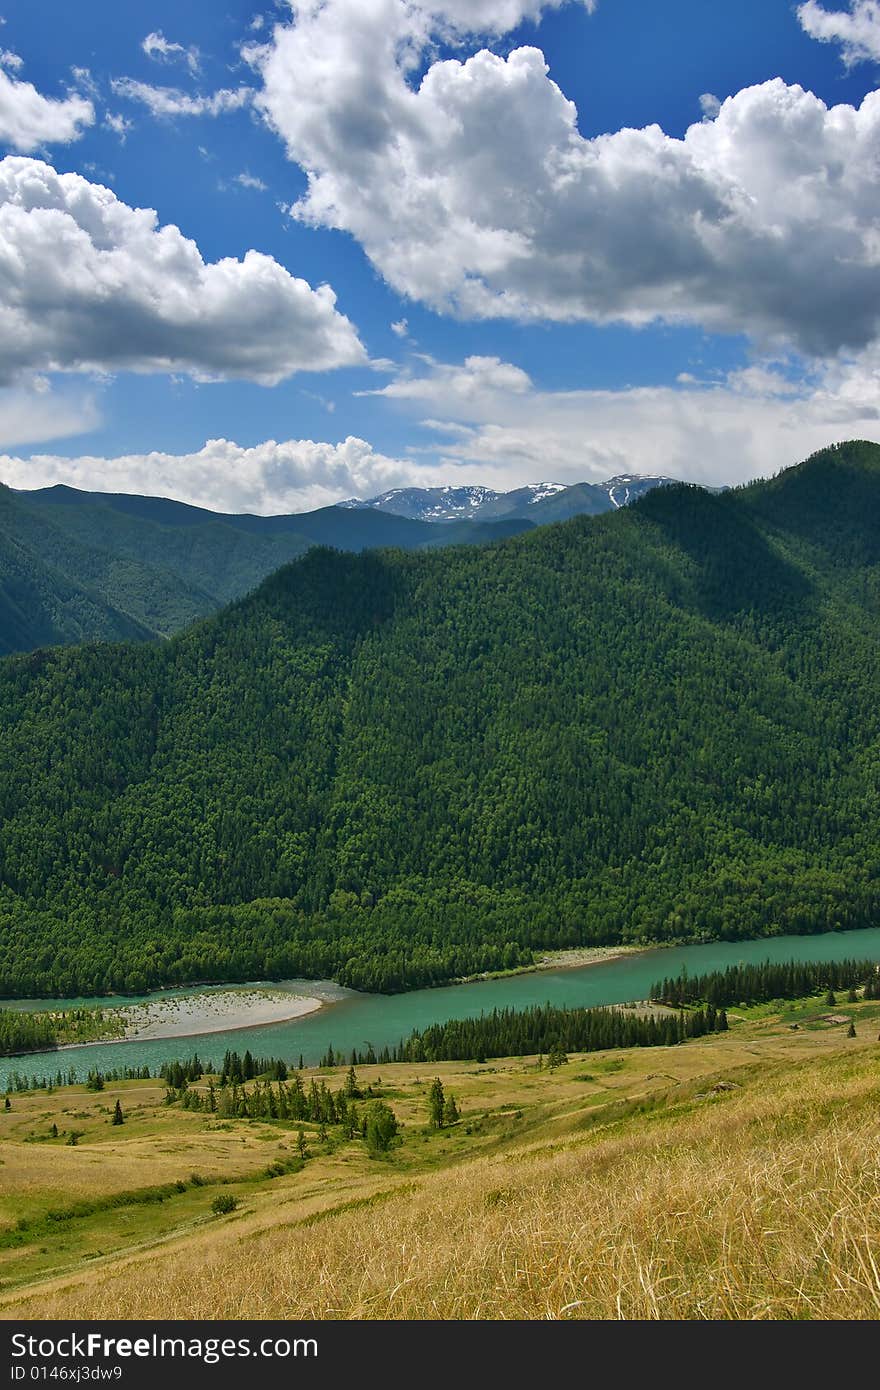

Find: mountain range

[337,475,679,522]
[1,440,878,998]
[0,473,679,658]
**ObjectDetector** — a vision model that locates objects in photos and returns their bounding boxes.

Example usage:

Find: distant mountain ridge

[337,474,682,522]
[0,483,531,656]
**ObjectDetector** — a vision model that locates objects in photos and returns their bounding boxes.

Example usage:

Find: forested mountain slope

[1,441,879,997]
[0,484,530,655]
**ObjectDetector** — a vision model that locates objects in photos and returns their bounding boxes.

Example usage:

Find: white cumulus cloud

[235,171,268,190]
[252,0,880,357]
[4,348,880,509]
[798,1,880,65]
[0,157,367,385]
[0,64,94,151]
[0,435,420,514]
[5,362,879,511]
[104,112,132,143]
[419,0,597,35]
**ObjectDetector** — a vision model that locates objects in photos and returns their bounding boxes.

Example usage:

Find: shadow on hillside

[637,485,815,625]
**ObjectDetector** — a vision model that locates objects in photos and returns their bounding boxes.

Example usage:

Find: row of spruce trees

[380,1002,728,1064]
[651,957,880,1007]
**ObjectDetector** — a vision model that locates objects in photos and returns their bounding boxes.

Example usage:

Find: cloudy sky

[0,0,879,512]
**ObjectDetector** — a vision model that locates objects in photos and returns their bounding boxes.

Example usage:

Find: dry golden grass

[0,1080,299,1227]
[4,1043,879,1320]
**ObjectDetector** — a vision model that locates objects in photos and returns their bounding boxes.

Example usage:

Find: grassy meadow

[1,995,878,1320]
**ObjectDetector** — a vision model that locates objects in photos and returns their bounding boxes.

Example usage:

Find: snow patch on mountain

[524,483,567,504]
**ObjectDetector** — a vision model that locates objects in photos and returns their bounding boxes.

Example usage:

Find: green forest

[1,441,880,999]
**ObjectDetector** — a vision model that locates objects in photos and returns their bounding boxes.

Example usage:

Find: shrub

[211,1194,239,1216]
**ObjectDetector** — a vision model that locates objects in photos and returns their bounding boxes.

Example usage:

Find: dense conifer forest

[2,441,880,998]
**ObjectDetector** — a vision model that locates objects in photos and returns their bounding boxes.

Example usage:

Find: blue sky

[0,0,878,511]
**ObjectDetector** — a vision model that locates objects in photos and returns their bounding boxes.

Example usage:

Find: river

[4,925,880,1087]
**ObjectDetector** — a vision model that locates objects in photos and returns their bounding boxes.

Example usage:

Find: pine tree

[112,1099,124,1125]
[547,1042,568,1070]
[442,1093,459,1126]
[428,1077,445,1128]
[364,1101,398,1154]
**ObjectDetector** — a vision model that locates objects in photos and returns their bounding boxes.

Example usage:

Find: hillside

[0,484,530,655]
[1,441,880,997]
[1,1001,878,1319]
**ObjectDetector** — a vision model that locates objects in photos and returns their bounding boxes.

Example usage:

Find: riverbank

[2,987,327,1063]
[456,942,648,984]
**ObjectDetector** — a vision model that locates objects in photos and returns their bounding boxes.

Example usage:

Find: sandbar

[111,987,323,1043]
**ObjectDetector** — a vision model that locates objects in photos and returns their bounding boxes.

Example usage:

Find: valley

[1,992,877,1320]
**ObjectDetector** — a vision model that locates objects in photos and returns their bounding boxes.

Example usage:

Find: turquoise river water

[4,925,880,1088]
